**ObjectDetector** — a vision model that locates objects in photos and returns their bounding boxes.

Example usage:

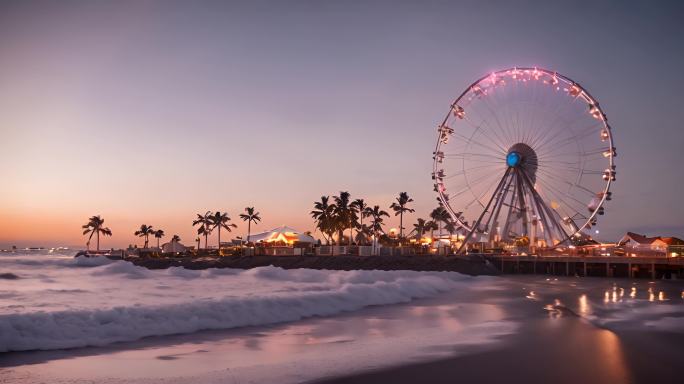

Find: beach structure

[238,226,315,256]
[433,67,615,253]
[248,226,315,245]
[161,240,188,254]
[617,232,684,257]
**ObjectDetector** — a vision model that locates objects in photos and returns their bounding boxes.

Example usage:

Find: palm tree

[425,220,439,240]
[192,211,212,249]
[134,224,154,248]
[333,191,354,246]
[210,211,237,251]
[81,215,112,251]
[444,220,458,240]
[311,196,337,245]
[367,205,390,235]
[365,205,389,252]
[390,192,415,240]
[171,235,181,242]
[430,206,450,239]
[239,207,262,243]
[411,218,428,240]
[351,198,368,244]
[355,223,372,245]
[154,229,165,249]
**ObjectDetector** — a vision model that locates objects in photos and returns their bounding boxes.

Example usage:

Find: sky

[1,0,683,248]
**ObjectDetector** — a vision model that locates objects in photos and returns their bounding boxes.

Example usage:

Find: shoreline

[130,254,501,276]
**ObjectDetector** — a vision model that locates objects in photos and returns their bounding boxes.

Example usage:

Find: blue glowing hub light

[506,151,522,167]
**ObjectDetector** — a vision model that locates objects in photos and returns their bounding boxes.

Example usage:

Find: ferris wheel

[432,67,615,251]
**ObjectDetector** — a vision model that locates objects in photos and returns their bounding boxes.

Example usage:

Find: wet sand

[316,278,684,384]
[315,319,684,384]
[1,276,682,384]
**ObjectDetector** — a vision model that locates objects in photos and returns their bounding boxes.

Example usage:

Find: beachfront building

[617,232,684,257]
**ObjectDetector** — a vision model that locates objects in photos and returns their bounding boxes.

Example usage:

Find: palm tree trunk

[358,216,362,244]
[204,234,208,249]
[96,231,100,251]
[247,221,251,243]
[349,221,352,247]
[218,228,221,252]
[157,238,160,249]
[399,212,404,240]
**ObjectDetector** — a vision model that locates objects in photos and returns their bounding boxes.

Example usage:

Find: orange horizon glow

[0,192,421,248]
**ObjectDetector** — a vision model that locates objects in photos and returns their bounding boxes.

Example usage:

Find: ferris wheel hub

[506,152,522,167]
[506,142,538,178]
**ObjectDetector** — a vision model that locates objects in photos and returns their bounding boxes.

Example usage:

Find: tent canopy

[162,241,187,253]
[248,226,315,244]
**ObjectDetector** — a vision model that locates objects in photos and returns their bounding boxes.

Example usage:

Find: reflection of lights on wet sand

[648,287,655,302]
[630,287,636,299]
[681,290,684,300]
[595,329,631,382]
[544,299,564,318]
[658,291,666,301]
[579,294,590,315]
[604,290,610,304]
[526,290,537,300]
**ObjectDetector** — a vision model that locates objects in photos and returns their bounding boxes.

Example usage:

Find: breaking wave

[0,256,469,352]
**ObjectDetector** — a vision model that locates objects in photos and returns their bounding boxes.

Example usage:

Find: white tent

[248,226,315,244]
[162,241,188,253]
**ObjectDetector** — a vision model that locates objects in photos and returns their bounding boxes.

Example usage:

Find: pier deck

[484,255,684,279]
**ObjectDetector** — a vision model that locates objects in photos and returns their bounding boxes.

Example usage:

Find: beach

[2,252,683,383]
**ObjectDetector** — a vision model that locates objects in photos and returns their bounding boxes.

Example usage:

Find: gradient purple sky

[1,0,683,248]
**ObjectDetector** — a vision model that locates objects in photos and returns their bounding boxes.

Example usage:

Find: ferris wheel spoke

[537,164,598,175]
[461,116,509,153]
[525,81,553,144]
[464,172,508,210]
[535,169,596,209]
[532,98,596,154]
[537,121,604,156]
[527,94,584,151]
[444,163,501,179]
[453,131,508,157]
[533,174,585,214]
[444,152,505,161]
[463,171,507,202]
[522,90,571,148]
[477,96,518,146]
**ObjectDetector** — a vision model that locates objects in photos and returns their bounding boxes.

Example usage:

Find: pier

[484,255,684,279]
